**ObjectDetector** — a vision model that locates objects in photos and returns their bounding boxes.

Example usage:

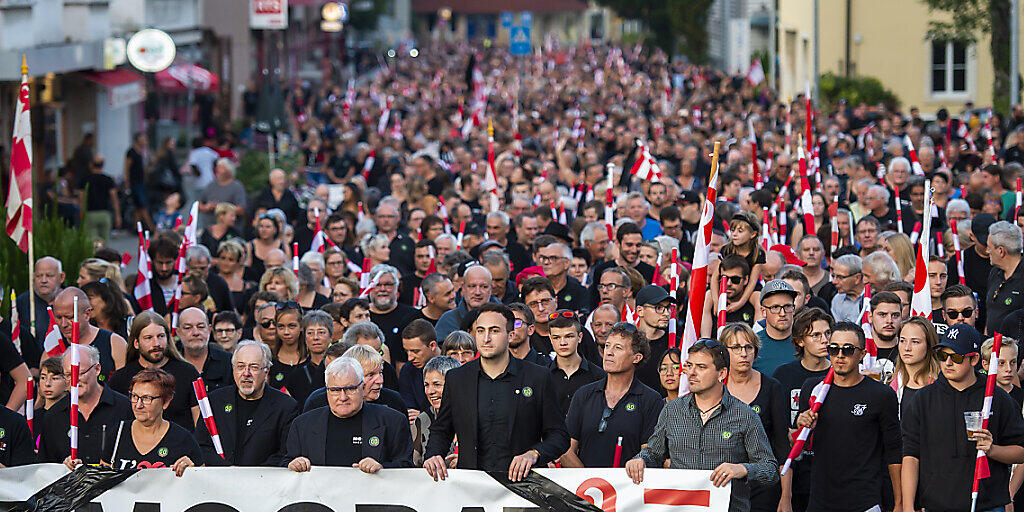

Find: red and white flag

[951,219,967,285]
[781,368,835,475]
[376,96,392,136]
[193,378,225,459]
[25,376,33,435]
[133,222,153,311]
[183,201,199,249]
[972,332,1003,511]
[905,135,925,175]
[629,140,662,182]
[42,306,65,358]
[362,150,376,181]
[860,284,879,370]
[6,58,32,252]
[797,146,815,237]
[910,181,933,319]
[746,58,765,86]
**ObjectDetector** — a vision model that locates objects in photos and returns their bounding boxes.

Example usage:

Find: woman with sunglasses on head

[657,348,681,401]
[66,368,203,476]
[721,323,789,512]
[891,316,939,416]
[267,303,309,391]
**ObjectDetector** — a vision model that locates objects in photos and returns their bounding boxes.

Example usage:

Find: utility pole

[1012,0,1020,107]
[813,0,820,105]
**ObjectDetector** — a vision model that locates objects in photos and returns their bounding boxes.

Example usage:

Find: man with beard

[178,307,233,392]
[195,340,299,466]
[507,303,552,366]
[701,255,756,337]
[109,311,200,428]
[435,265,495,340]
[368,265,417,367]
[17,256,64,366]
[413,273,456,325]
[51,288,127,383]
[796,322,902,512]
[146,232,184,315]
[868,291,902,381]
[627,340,778,512]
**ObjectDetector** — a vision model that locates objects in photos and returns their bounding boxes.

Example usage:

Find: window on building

[931,41,968,95]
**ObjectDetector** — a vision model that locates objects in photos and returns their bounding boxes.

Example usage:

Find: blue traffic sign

[500,11,513,28]
[510,25,531,55]
[520,11,532,27]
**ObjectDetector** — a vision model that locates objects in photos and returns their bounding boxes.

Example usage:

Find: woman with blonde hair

[77,258,125,292]
[215,239,256,312]
[361,233,391,268]
[878,232,915,284]
[891,316,940,412]
[259,267,299,301]
[199,202,239,254]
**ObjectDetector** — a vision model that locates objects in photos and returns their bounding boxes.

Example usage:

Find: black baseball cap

[636,285,676,306]
[972,213,997,246]
[936,323,983,355]
[678,190,701,205]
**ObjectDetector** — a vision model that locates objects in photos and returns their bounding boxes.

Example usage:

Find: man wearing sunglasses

[940,284,979,330]
[796,322,902,512]
[903,323,1024,512]
[634,285,677,393]
[547,310,605,416]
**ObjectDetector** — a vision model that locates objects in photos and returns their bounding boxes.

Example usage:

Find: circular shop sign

[127,29,176,73]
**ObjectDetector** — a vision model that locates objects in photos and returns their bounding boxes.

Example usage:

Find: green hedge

[819,72,900,112]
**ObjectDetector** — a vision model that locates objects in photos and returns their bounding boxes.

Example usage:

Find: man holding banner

[626,339,778,512]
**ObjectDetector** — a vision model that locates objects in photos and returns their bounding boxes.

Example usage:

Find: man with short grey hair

[986,221,1024,334]
[368,264,417,367]
[185,245,234,312]
[863,251,902,292]
[199,157,247,229]
[435,265,496,340]
[376,196,415,276]
[195,340,298,466]
[831,254,866,323]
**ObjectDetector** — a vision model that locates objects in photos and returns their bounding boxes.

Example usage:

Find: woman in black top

[268,303,308,390]
[65,368,203,476]
[199,203,241,255]
[247,213,287,279]
[721,323,789,512]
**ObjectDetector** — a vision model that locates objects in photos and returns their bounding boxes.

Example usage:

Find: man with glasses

[634,285,676,393]
[830,254,865,323]
[547,310,605,415]
[285,356,413,473]
[627,339,778,512]
[902,323,1024,512]
[521,276,560,357]
[597,267,633,312]
[38,345,131,464]
[986,221,1024,334]
[212,311,243,353]
[424,302,568,482]
[562,322,662,468]
[178,307,233,392]
[507,303,552,366]
[940,284,979,329]
[868,292,903,381]
[755,280,799,375]
[796,321,902,512]
[537,242,589,314]
[195,340,298,466]
[856,217,881,258]
[367,265,417,368]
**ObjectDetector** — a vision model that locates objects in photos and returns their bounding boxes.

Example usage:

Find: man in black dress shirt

[285,356,413,473]
[195,340,299,466]
[178,308,233,392]
[38,345,131,464]
[547,310,605,415]
[424,302,569,482]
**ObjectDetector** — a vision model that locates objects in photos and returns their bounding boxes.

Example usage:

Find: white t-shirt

[187,146,219,189]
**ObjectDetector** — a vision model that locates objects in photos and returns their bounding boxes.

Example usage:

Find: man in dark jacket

[195,341,298,466]
[424,302,569,482]
[284,356,413,473]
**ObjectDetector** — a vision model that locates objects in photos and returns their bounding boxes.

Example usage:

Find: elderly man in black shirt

[424,302,569,482]
[195,340,298,466]
[985,221,1024,334]
[285,356,413,473]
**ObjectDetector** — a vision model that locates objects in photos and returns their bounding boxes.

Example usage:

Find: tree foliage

[598,0,715,61]
[819,72,901,112]
[921,0,1013,113]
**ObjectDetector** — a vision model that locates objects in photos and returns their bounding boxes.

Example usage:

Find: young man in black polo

[547,310,605,416]
[902,323,1024,512]
[633,285,675,393]
[562,322,662,467]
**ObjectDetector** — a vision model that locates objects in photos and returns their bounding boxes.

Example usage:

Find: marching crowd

[4,41,1024,512]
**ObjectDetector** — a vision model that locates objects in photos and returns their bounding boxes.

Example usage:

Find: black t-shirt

[107,421,204,470]
[234,395,262,455]
[0,328,24,406]
[771,360,830,496]
[268,358,302,391]
[283,360,325,406]
[0,405,35,467]
[108,359,200,429]
[636,330,670,395]
[799,377,902,512]
[79,173,116,212]
[371,304,417,363]
[325,409,364,467]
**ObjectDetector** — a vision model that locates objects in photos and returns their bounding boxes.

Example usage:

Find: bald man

[178,307,233,392]
[17,256,64,369]
[50,287,127,383]
[252,169,302,230]
[434,265,496,340]
[264,248,288,269]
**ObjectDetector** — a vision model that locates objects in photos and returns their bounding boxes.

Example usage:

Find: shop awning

[80,69,146,109]
[81,69,143,87]
[155,64,220,94]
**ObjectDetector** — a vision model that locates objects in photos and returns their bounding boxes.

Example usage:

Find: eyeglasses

[129,393,161,405]
[537,255,567,264]
[647,304,670,315]
[945,308,975,320]
[598,406,612,433]
[935,351,973,364]
[833,271,861,280]
[723,275,745,285]
[597,283,626,291]
[326,381,364,397]
[526,297,555,309]
[63,364,98,379]
[826,344,861,357]
[215,327,238,335]
[765,304,795,315]
[513,319,526,329]
[548,311,576,321]
[805,330,832,342]
[727,344,757,353]
[233,363,267,373]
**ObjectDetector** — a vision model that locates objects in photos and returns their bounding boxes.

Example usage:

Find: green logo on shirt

[0,428,5,438]
[564,295,572,302]
[224,404,233,413]
[625,402,636,412]
[743,312,751,321]
[522,386,533,398]
[368,436,380,447]
[1007,298,1014,306]
[751,405,761,414]
[158,447,168,458]
[722,431,733,439]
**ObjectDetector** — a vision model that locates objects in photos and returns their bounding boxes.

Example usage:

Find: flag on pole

[971,332,1002,512]
[860,284,878,370]
[42,307,65,358]
[717,276,728,337]
[905,135,925,175]
[781,368,835,475]
[193,378,226,459]
[10,290,20,355]
[182,202,199,249]
[25,375,33,435]
[746,59,765,86]
[797,146,815,237]
[5,56,32,252]
[951,219,967,285]
[910,181,933,319]
[894,186,904,234]
[292,242,300,276]
[310,207,329,254]
[680,142,721,390]
[628,140,662,182]
[133,222,153,312]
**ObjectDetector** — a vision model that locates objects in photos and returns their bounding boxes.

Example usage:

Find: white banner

[250,0,288,29]
[0,464,731,511]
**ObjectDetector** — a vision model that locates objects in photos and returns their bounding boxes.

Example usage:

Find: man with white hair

[178,307,234,392]
[863,251,902,293]
[435,264,495,340]
[537,242,589,313]
[185,245,234,313]
[195,340,299,466]
[284,357,413,473]
[199,157,247,230]
[368,264,417,367]
[37,345,131,464]
[986,221,1024,334]
[252,169,301,227]
[17,256,64,365]
[865,183,915,233]
[376,196,415,276]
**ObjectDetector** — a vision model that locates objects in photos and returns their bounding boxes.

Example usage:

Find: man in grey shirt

[626,339,778,512]
[198,158,247,229]
[830,254,865,323]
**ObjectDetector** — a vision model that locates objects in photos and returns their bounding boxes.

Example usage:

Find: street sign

[510,25,531,56]
[500,11,513,28]
[127,29,175,72]
[520,11,532,27]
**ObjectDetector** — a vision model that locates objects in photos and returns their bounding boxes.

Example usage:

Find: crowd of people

[4,40,1024,512]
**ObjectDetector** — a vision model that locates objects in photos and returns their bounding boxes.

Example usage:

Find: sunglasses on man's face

[826,344,861,357]
[722,275,745,285]
[945,308,975,320]
[259,320,275,329]
[935,351,973,364]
